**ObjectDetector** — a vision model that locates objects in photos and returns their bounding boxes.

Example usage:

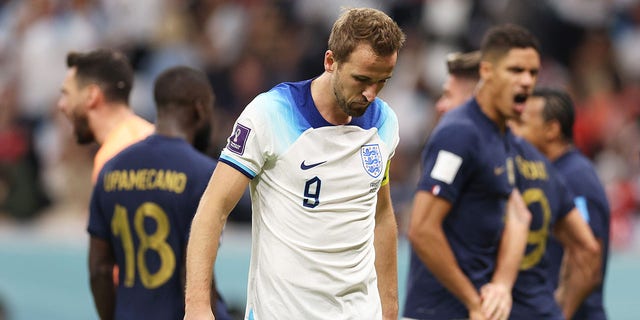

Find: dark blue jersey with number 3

[508,136,574,320]
[88,134,216,320]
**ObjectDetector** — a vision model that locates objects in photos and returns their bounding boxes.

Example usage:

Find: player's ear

[546,119,561,141]
[193,99,211,129]
[85,84,102,110]
[479,60,492,80]
[324,50,336,73]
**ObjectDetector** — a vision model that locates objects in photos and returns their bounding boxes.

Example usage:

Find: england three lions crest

[361,144,382,178]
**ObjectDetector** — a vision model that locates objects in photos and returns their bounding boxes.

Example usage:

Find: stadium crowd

[0,0,638,252]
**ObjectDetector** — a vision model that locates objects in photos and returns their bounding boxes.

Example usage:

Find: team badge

[227,123,251,155]
[361,144,382,178]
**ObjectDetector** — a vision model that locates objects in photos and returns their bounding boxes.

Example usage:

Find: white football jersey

[220,80,399,320]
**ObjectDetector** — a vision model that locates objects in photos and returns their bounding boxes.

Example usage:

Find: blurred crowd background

[1,0,639,253]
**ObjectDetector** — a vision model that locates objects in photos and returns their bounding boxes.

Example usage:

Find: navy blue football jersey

[404,99,513,319]
[508,136,574,320]
[549,148,610,320]
[88,135,216,320]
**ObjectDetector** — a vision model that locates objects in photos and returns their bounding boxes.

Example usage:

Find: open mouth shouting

[513,93,529,114]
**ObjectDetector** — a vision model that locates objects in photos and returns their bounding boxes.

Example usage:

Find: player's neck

[155,119,189,142]
[545,142,572,162]
[90,103,135,145]
[311,73,352,125]
[475,88,507,133]
[476,94,507,133]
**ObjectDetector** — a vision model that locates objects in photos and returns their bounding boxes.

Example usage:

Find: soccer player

[57,48,155,294]
[184,7,405,320]
[403,24,538,320]
[507,131,601,319]
[434,50,481,117]
[87,66,232,320]
[57,49,154,184]
[511,88,609,319]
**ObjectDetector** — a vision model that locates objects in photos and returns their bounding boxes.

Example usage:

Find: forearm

[492,190,531,288]
[374,210,399,319]
[210,272,220,316]
[555,247,602,319]
[90,265,115,320]
[407,192,480,311]
[184,204,226,314]
[554,210,603,319]
[411,228,481,311]
[481,194,530,320]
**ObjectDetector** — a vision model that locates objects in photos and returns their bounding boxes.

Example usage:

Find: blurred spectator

[0,73,49,222]
[0,0,636,252]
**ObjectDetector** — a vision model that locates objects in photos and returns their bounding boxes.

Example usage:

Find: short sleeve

[87,170,110,239]
[219,95,274,178]
[417,122,478,202]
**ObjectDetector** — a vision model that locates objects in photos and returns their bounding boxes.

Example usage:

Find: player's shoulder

[101,135,149,168]
[431,104,482,142]
[554,149,606,195]
[372,97,398,121]
[556,148,595,173]
[247,80,309,113]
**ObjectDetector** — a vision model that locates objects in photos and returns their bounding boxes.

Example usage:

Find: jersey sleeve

[550,167,575,221]
[87,169,110,239]
[379,100,400,160]
[219,94,275,179]
[565,173,610,240]
[378,101,399,187]
[417,122,478,203]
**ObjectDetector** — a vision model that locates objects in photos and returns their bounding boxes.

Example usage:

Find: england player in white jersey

[183,7,406,320]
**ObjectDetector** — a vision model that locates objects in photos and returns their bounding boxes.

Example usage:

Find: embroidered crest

[361,144,382,178]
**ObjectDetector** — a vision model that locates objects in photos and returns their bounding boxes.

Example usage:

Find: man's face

[510,96,547,150]
[330,43,397,117]
[57,68,95,144]
[484,48,540,120]
[435,75,477,116]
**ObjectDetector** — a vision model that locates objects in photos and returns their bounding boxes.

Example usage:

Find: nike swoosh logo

[300,160,327,170]
[494,166,505,176]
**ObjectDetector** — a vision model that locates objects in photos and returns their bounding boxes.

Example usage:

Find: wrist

[465,294,483,312]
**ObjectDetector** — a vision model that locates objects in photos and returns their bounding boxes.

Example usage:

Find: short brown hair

[66,49,133,105]
[446,51,481,79]
[328,7,405,63]
[480,24,540,63]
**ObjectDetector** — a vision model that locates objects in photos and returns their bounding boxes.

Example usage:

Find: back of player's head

[66,49,133,105]
[532,87,575,142]
[153,66,214,113]
[446,51,481,80]
[328,7,406,63]
[480,24,540,62]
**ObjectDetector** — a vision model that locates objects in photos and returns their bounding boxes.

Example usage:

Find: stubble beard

[73,113,95,145]
[333,84,368,118]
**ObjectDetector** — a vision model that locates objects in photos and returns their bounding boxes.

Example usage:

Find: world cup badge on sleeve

[227,123,251,155]
[361,144,382,178]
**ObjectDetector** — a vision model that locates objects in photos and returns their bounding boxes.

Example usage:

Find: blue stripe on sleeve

[220,154,257,179]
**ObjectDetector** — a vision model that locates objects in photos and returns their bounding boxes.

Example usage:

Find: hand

[480,282,512,320]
